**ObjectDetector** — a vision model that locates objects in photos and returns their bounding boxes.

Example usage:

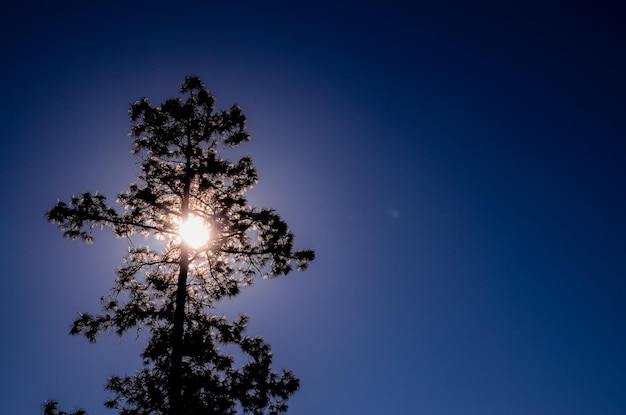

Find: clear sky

[2,1,625,414]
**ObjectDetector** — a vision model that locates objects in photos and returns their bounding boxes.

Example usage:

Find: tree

[42,400,86,415]
[46,76,314,415]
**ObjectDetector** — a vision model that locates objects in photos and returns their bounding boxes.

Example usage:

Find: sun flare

[178,215,210,249]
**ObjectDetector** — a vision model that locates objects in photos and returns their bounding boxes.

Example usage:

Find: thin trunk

[170,139,193,415]
[169,242,188,414]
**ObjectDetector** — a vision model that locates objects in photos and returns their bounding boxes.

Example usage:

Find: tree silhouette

[46,76,314,415]
[42,400,86,415]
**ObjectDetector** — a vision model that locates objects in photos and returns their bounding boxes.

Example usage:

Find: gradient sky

[2,1,625,414]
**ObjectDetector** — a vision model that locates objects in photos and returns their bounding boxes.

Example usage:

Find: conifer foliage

[46,76,314,415]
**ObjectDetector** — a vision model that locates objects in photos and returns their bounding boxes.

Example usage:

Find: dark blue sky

[2,2,625,414]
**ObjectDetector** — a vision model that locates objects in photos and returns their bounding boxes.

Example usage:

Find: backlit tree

[46,76,314,415]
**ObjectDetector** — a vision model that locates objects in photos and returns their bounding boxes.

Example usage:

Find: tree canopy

[46,76,314,415]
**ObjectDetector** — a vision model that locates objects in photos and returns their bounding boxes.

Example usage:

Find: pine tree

[46,76,314,415]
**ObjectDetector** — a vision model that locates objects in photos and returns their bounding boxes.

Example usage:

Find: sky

[1,1,625,414]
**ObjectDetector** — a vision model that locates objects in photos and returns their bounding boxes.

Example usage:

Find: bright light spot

[178,215,210,249]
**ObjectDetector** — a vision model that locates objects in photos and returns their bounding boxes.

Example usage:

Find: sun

[178,215,210,249]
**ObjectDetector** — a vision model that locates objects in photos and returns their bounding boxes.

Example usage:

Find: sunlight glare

[178,215,210,249]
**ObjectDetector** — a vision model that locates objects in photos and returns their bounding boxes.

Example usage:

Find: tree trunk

[169,148,192,414]
[169,242,189,414]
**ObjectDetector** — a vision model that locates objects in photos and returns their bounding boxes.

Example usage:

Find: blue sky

[2,1,625,414]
